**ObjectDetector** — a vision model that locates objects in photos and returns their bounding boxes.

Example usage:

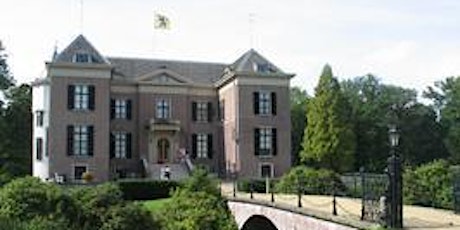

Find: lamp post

[388,124,403,229]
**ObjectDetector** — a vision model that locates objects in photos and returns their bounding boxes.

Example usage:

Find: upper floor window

[67,125,94,156]
[253,63,272,73]
[36,110,44,127]
[218,100,225,121]
[110,132,132,159]
[253,92,276,115]
[192,101,212,122]
[254,127,277,156]
[191,133,213,159]
[111,99,132,120]
[68,85,95,111]
[73,53,91,63]
[156,99,170,119]
[36,137,43,160]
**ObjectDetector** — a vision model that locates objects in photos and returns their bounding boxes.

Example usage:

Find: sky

[2,0,460,95]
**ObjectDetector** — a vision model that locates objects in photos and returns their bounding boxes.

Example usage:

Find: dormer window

[253,62,272,73]
[73,53,91,63]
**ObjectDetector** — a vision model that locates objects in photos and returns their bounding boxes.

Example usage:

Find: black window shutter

[207,134,213,159]
[192,102,197,121]
[253,92,260,115]
[191,134,197,159]
[109,133,115,159]
[272,128,277,156]
[68,85,75,110]
[88,86,95,110]
[126,100,132,120]
[271,92,277,115]
[110,99,115,119]
[254,128,260,155]
[207,102,213,122]
[88,126,94,156]
[67,125,74,155]
[126,133,132,159]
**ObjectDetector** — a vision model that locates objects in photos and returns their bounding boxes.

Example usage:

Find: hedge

[117,180,180,201]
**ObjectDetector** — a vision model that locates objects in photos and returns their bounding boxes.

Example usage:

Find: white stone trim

[259,162,274,178]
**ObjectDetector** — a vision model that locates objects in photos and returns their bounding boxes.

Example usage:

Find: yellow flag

[154,13,171,30]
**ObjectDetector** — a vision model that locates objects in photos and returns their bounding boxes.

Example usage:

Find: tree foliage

[403,160,453,209]
[424,77,460,163]
[342,75,447,171]
[301,65,355,172]
[0,177,159,230]
[0,41,31,185]
[290,87,309,165]
[157,168,237,230]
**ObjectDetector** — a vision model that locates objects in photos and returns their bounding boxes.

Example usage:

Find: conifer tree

[301,65,355,172]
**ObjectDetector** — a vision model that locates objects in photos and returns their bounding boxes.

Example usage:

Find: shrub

[0,176,70,220]
[404,159,453,209]
[100,203,160,230]
[117,179,180,200]
[275,166,344,195]
[237,179,269,193]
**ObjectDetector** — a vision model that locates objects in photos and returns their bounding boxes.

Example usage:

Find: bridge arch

[241,215,278,230]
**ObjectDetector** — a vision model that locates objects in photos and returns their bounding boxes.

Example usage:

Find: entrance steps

[148,162,190,181]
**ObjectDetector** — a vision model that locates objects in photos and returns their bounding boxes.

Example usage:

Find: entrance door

[157,138,170,163]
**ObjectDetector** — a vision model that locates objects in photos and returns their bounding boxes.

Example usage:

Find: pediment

[137,69,192,84]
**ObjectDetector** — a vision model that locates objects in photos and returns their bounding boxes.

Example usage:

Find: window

[36,111,44,127]
[192,101,212,122]
[111,99,131,120]
[253,63,271,73]
[156,99,170,119]
[36,138,43,160]
[219,100,225,121]
[260,164,273,178]
[73,53,90,63]
[67,125,94,156]
[254,128,277,156]
[68,85,95,111]
[192,134,213,159]
[74,166,87,181]
[253,92,276,115]
[110,132,132,159]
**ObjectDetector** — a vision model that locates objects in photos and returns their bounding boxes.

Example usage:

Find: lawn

[142,198,172,212]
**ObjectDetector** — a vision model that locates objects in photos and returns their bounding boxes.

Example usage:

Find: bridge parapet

[227,197,379,230]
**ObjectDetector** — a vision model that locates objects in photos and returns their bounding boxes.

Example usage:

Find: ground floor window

[260,163,273,178]
[74,165,87,181]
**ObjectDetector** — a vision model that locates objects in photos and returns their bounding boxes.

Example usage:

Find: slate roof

[53,35,288,84]
[230,49,284,74]
[54,35,110,64]
[108,57,227,84]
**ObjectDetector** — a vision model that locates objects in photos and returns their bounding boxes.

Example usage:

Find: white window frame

[36,110,44,127]
[74,85,90,110]
[196,101,208,122]
[259,127,272,156]
[156,99,170,119]
[73,125,90,156]
[258,91,271,115]
[259,162,274,178]
[73,53,91,63]
[114,132,127,159]
[114,99,127,119]
[196,133,208,158]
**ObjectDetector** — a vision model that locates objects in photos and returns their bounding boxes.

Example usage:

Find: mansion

[32,35,293,182]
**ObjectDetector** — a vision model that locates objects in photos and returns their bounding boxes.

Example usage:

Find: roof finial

[52,41,58,61]
[79,0,84,34]
[249,13,255,49]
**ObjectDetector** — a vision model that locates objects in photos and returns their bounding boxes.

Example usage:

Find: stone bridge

[227,198,376,230]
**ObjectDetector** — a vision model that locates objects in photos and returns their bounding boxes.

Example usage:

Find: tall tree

[290,87,309,165]
[301,65,355,172]
[0,41,15,90]
[342,75,447,171]
[424,77,460,163]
